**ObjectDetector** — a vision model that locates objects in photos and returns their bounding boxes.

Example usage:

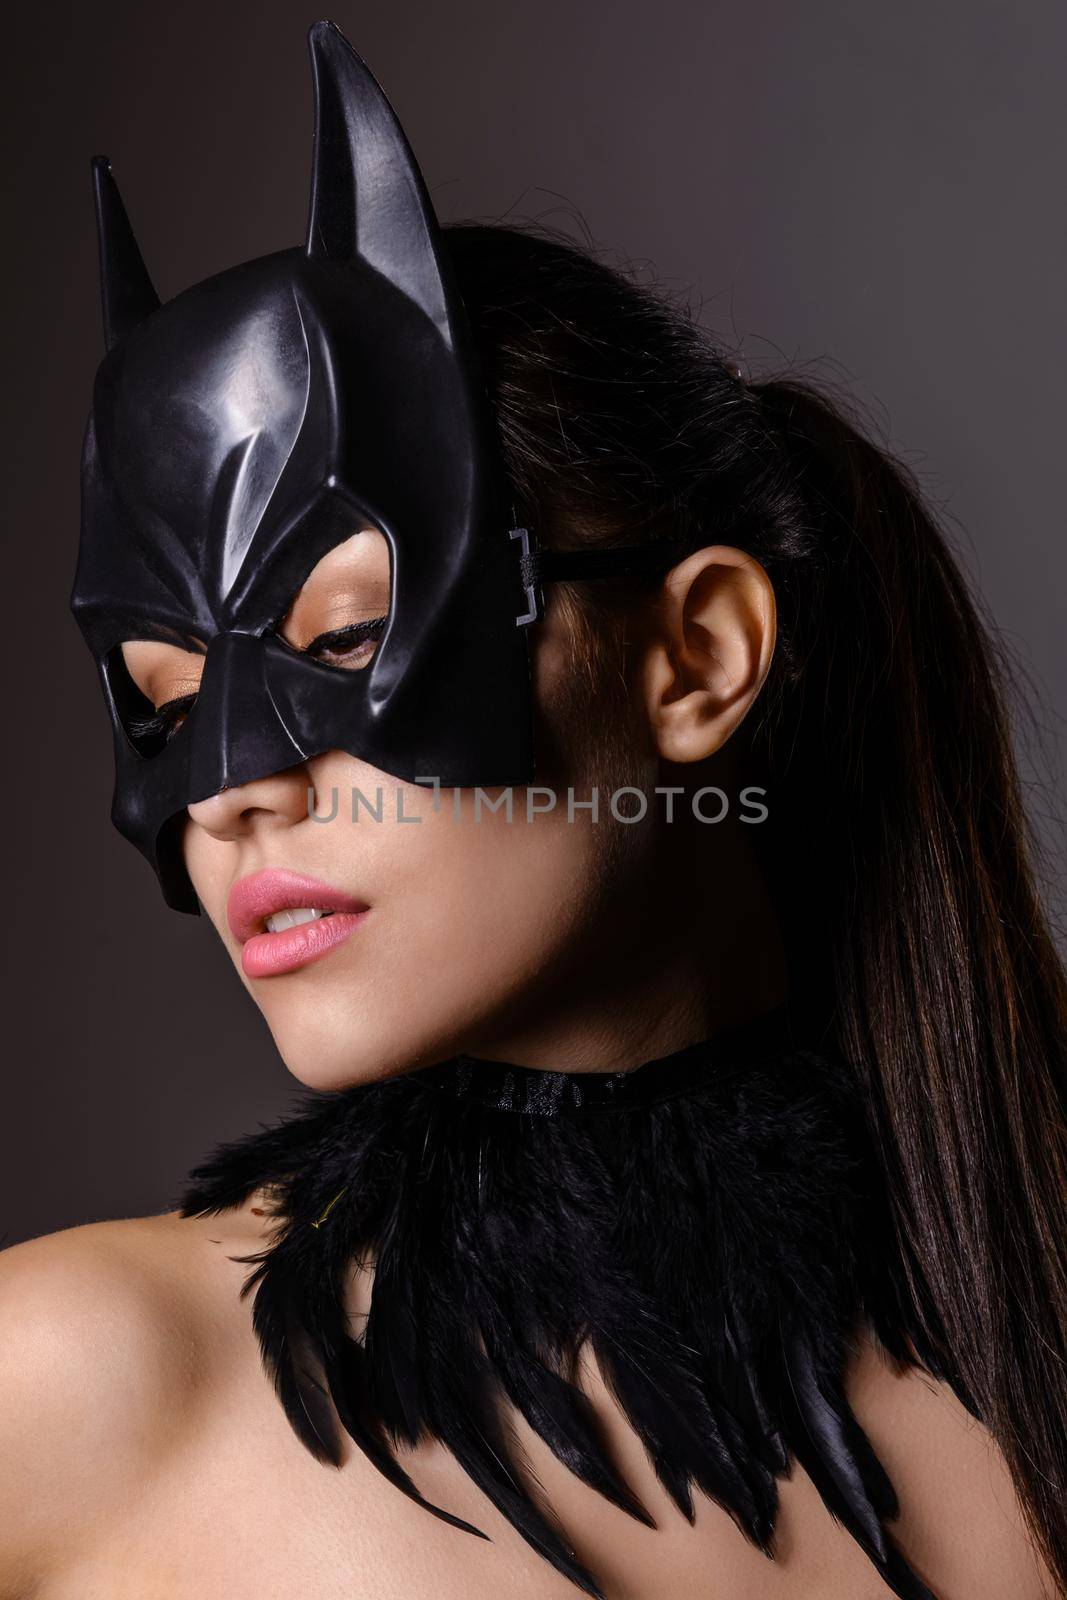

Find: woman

[1,21,1063,1600]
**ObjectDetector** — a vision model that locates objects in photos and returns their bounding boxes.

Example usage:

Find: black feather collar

[179,1008,961,1600]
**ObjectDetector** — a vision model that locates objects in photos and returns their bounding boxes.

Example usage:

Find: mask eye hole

[276,528,392,672]
[113,638,206,755]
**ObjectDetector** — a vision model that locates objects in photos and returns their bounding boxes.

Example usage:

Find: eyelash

[127,617,389,744]
[301,615,388,658]
[128,692,198,744]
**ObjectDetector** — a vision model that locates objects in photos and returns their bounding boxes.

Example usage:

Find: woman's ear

[639,545,776,763]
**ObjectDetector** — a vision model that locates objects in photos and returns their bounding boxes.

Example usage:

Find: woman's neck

[461,807,789,1073]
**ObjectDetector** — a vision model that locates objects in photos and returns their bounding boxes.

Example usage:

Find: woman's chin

[267,1022,388,1092]
[261,1002,456,1093]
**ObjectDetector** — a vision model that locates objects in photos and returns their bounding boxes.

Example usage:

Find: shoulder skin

[0,1204,266,1597]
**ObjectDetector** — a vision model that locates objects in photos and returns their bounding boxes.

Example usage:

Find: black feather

[420,1328,608,1598]
[482,1331,657,1528]
[242,1250,344,1466]
[179,1022,964,1599]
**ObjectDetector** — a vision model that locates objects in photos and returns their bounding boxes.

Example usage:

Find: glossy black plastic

[72,23,533,911]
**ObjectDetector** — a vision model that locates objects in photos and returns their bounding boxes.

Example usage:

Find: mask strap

[509,526,688,627]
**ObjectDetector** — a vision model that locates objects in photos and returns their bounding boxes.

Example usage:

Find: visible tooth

[265,907,326,934]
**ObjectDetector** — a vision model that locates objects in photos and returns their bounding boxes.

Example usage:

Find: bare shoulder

[846,1327,1059,1600]
[0,1199,273,1589]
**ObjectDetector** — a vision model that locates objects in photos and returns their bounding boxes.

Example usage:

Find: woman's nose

[186,763,312,843]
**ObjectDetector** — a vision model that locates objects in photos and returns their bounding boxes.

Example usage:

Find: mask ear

[90,155,161,350]
[304,20,451,340]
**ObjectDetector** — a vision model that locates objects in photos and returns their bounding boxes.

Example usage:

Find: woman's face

[122,529,654,1088]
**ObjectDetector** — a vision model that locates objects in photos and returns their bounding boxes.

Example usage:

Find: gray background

[2,0,1063,1248]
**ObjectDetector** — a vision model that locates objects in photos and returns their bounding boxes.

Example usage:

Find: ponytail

[748,377,1067,1585]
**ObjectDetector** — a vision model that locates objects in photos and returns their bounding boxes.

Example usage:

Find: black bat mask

[72,22,677,912]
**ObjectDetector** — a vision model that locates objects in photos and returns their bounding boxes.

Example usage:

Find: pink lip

[227,869,371,979]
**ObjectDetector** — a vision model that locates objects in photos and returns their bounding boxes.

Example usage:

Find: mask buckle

[509,525,544,627]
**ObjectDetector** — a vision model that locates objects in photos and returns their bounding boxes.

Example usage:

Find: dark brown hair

[443,219,1067,1587]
